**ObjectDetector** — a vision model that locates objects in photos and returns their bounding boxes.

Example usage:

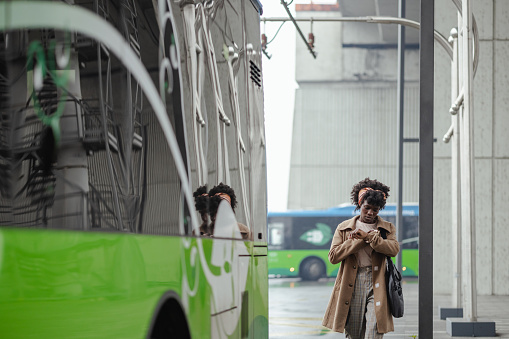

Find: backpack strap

[379,228,391,259]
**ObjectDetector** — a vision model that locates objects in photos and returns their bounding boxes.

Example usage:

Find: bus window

[382,215,419,249]
[403,216,419,241]
[268,222,284,249]
[401,237,419,249]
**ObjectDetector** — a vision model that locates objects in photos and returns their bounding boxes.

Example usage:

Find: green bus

[268,204,419,280]
[0,0,267,338]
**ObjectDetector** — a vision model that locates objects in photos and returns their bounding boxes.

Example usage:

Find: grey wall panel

[495,0,509,40]
[474,41,494,158]
[433,43,453,159]
[494,40,509,158]
[475,159,493,295]
[288,82,420,210]
[474,0,494,40]
[494,159,509,295]
[433,158,452,293]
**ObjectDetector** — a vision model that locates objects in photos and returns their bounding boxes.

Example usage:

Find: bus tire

[300,257,325,281]
[148,291,191,339]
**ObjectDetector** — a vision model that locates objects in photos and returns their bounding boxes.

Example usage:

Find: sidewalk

[386,279,509,338]
[268,277,509,338]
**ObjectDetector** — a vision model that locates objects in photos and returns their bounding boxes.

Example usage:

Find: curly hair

[193,185,209,215]
[208,195,221,220]
[208,182,237,210]
[350,177,390,211]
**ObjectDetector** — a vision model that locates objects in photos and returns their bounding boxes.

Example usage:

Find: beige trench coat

[322,216,400,334]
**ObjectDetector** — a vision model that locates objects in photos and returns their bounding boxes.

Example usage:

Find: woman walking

[322,178,400,338]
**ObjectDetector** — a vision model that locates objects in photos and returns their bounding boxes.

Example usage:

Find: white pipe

[443,124,454,143]
[262,16,454,59]
[460,0,478,321]
[449,88,464,115]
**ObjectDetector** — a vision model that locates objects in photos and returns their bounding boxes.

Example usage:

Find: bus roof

[267,203,419,218]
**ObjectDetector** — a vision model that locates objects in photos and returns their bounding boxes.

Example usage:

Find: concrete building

[287,0,509,296]
[288,1,421,209]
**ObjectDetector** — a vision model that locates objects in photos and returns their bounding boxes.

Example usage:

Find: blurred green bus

[268,204,418,280]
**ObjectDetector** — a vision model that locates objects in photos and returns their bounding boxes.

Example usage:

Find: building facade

[287,0,509,295]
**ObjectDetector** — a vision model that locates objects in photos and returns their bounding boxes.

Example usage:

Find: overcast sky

[261,1,297,212]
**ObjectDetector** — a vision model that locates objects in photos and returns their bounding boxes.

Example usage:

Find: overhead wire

[266,21,286,45]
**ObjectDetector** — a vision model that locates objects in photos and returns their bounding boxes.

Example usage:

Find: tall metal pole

[460,0,477,321]
[419,0,434,337]
[396,0,405,273]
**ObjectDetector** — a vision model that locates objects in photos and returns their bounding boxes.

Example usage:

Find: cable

[266,21,286,45]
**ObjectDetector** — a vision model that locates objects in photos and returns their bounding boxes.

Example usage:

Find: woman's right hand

[348,229,368,240]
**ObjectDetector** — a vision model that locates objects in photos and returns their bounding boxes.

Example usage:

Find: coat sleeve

[328,226,368,264]
[365,224,400,257]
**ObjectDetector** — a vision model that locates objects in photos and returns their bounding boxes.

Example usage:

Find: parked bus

[268,204,418,280]
[0,0,267,338]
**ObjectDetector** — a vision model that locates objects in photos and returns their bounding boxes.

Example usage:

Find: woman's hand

[349,229,368,240]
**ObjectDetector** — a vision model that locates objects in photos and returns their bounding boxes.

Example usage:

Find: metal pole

[280,0,317,59]
[396,0,405,273]
[460,0,477,321]
[419,0,434,337]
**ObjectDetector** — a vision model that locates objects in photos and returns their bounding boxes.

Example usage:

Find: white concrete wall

[432,0,456,295]
[492,0,509,295]
[433,0,509,296]
[295,10,344,82]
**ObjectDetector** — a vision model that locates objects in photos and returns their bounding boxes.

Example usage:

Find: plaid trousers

[345,267,383,339]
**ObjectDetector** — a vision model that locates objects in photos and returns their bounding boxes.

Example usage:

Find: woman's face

[359,200,380,224]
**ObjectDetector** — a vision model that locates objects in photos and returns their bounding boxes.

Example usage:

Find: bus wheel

[148,292,191,339]
[300,258,325,281]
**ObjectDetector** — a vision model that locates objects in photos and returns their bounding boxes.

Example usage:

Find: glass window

[268,222,284,248]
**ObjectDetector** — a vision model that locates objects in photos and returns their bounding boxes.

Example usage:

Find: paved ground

[269,277,509,338]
